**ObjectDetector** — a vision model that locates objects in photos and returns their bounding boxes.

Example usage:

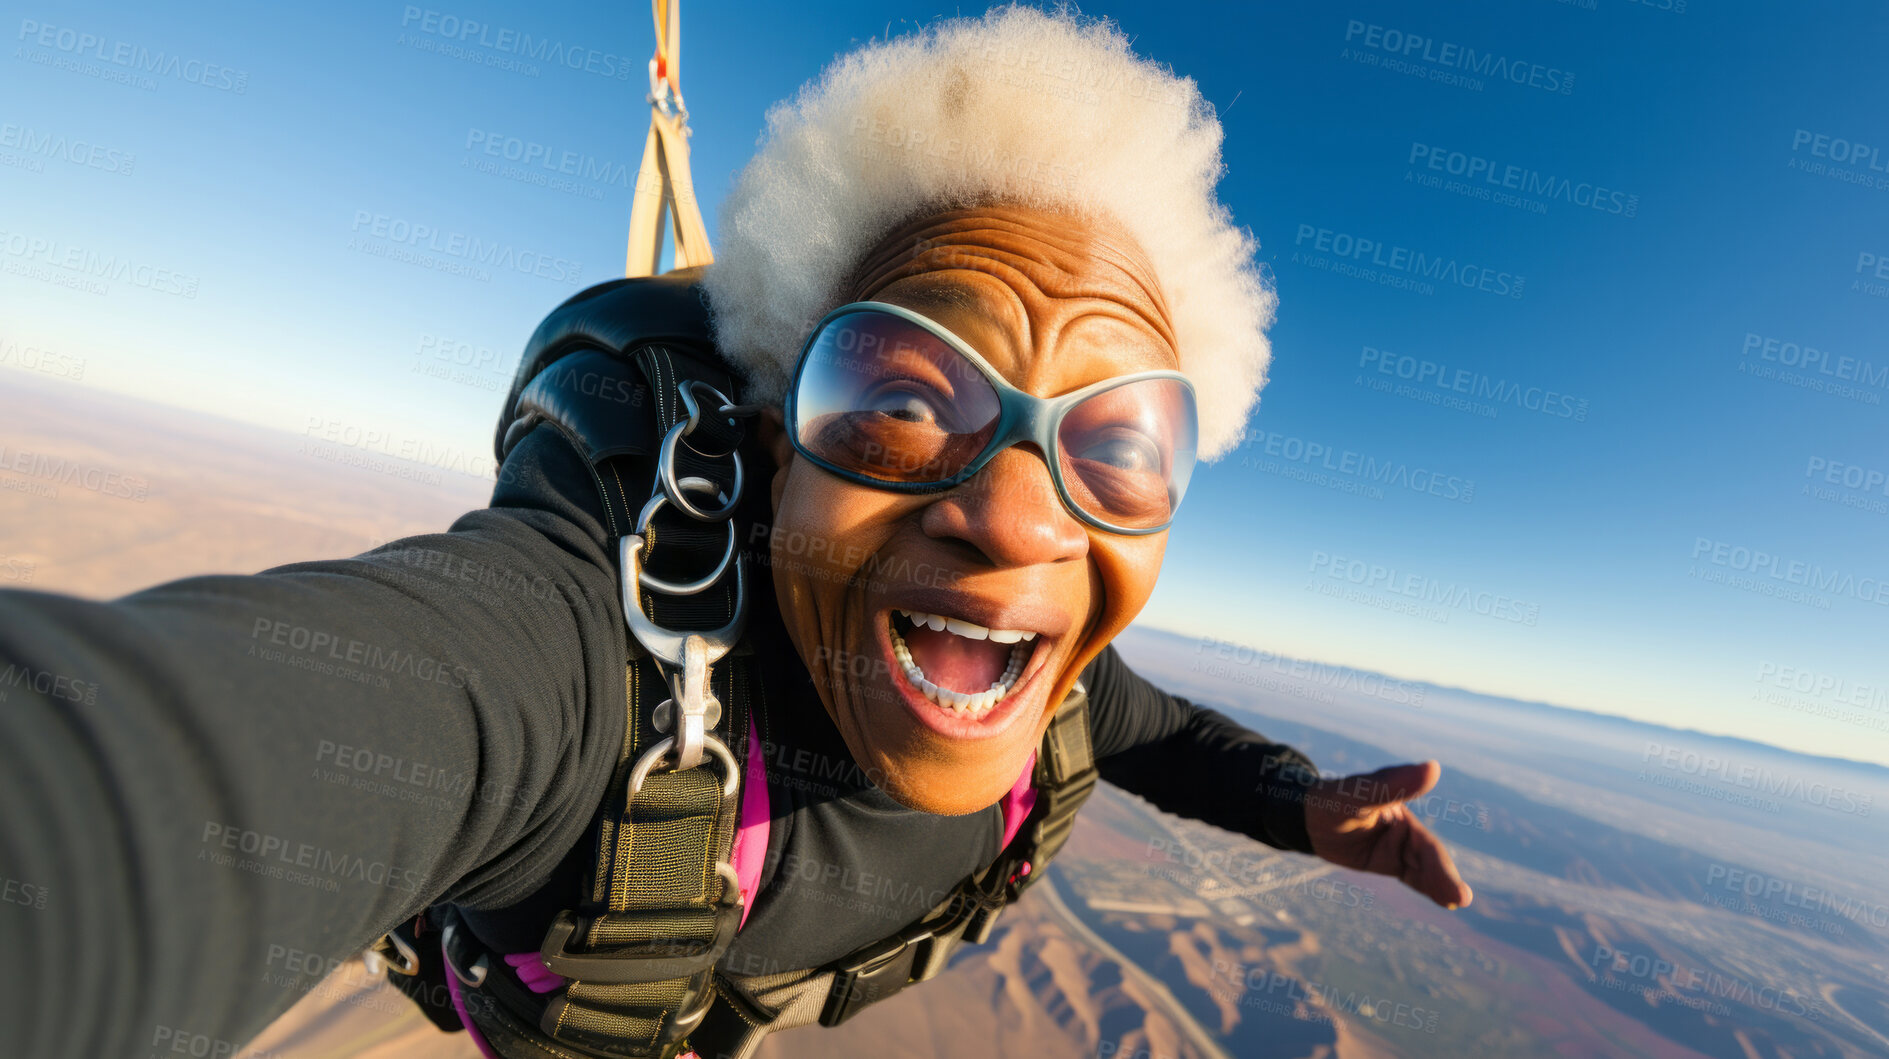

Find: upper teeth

[890,610,1037,718]
[898,609,1038,643]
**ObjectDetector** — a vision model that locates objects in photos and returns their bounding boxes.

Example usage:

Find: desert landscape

[6,374,1885,1058]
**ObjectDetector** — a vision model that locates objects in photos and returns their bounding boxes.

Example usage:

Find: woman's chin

[873,764,1017,816]
[852,734,1031,816]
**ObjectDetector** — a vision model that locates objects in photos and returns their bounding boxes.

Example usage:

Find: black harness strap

[688,688,1099,1059]
[404,274,1102,1059]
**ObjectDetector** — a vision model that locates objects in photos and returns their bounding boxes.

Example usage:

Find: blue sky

[4,0,1886,763]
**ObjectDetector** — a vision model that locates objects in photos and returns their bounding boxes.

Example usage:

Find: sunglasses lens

[1056,377,1197,531]
[793,310,1002,482]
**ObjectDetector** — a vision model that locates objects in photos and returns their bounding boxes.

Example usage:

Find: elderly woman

[0,8,1468,1059]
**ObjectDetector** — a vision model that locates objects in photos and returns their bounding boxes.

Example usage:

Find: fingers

[1342,760,1441,809]
[1401,816,1473,909]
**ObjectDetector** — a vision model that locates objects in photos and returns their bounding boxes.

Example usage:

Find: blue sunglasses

[784,301,1199,535]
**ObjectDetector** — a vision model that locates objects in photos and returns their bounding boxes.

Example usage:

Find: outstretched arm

[1084,646,1471,908]
[0,425,628,1059]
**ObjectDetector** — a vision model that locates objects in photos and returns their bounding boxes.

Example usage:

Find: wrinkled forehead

[841,206,1180,391]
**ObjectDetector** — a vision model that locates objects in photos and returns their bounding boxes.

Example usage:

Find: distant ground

[7,378,1885,1058]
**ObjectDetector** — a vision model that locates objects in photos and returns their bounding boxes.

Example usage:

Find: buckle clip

[539,865,742,984]
[820,932,926,1027]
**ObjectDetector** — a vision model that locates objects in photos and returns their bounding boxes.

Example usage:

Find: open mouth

[887,609,1039,720]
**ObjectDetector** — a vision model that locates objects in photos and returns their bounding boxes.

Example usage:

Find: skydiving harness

[371,272,1099,1059]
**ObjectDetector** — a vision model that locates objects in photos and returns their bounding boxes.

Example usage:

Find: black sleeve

[0,424,627,1059]
[1082,644,1317,854]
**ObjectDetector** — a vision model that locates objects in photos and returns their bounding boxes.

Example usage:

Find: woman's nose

[919,446,1088,568]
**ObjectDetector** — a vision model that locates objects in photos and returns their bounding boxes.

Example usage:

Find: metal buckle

[539,865,742,984]
[364,930,419,977]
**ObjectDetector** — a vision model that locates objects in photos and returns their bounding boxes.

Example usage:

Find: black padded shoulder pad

[493,266,724,463]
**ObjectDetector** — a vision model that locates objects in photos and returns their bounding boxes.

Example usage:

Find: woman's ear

[755,406,793,511]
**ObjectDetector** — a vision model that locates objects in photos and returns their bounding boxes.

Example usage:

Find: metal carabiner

[619,538,746,674]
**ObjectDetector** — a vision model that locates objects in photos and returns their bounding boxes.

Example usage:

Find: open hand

[1304,760,1473,909]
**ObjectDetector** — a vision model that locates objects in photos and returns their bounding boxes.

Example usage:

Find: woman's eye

[866,387,942,425]
[1078,434,1161,472]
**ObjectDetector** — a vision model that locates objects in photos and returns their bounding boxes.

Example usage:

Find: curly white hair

[702,4,1273,460]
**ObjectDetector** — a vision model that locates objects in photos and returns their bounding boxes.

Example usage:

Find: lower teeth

[888,624,1028,718]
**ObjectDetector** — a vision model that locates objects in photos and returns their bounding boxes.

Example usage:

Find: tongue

[904,624,1011,693]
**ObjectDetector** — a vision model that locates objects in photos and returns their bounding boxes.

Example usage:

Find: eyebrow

[896,282,978,314]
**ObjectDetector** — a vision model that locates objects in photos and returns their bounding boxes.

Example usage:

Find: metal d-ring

[627,733,740,798]
[658,420,744,521]
[714,862,742,904]
[631,481,738,596]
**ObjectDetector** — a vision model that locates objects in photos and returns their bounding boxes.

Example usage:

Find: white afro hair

[702,4,1273,460]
